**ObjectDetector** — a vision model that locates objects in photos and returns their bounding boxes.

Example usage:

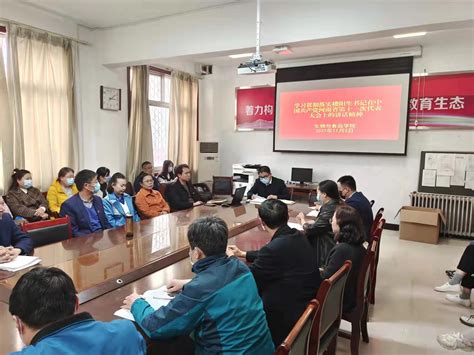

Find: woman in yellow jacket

[47,167,78,214]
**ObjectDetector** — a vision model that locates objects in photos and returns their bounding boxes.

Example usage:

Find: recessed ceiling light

[229,53,254,59]
[393,32,427,39]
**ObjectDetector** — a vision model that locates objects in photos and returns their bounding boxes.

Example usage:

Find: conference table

[0,202,312,354]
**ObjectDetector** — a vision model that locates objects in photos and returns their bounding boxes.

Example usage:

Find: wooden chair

[125,181,135,196]
[212,176,233,196]
[369,200,375,207]
[369,218,385,305]
[338,240,377,355]
[275,300,320,355]
[308,261,352,354]
[21,216,72,247]
[159,184,167,198]
[369,207,384,239]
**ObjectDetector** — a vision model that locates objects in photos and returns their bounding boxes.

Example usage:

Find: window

[148,68,171,168]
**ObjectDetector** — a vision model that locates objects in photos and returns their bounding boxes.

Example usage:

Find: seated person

[227,200,322,346]
[321,205,367,312]
[0,199,33,262]
[297,179,342,266]
[133,173,170,219]
[0,196,13,217]
[157,160,177,184]
[60,170,111,237]
[337,175,373,241]
[103,173,141,227]
[96,167,110,198]
[47,167,78,215]
[9,267,146,354]
[133,161,160,193]
[164,164,203,212]
[122,216,274,355]
[6,169,49,222]
[435,244,474,308]
[247,166,290,200]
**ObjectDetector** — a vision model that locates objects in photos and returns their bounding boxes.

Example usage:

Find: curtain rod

[0,18,90,46]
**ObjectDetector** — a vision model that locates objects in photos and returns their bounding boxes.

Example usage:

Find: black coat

[246,225,322,346]
[164,181,202,212]
[321,242,367,312]
[345,192,374,241]
[247,177,290,200]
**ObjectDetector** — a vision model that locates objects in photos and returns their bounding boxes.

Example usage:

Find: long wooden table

[0,202,310,354]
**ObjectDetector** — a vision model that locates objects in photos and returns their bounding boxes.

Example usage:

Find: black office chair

[193,183,212,202]
[212,176,233,196]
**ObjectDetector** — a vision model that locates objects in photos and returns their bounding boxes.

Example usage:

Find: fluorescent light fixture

[412,72,429,77]
[393,32,426,39]
[229,53,254,59]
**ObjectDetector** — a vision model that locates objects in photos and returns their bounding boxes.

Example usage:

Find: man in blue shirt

[9,267,146,355]
[337,175,374,241]
[0,199,33,261]
[122,216,274,355]
[60,170,111,237]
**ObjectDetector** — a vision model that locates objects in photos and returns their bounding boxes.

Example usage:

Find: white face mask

[14,317,26,348]
[168,166,173,173]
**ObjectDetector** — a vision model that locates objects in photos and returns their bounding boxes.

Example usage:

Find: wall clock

[100,85,121,111]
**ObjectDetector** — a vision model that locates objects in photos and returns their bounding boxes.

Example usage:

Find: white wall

[201,32,474,224]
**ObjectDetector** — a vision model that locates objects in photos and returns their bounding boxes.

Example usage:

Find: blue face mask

[66,178,75,186]
[92,182,101,194]
[260,177,270,185]
[105,176,111,183]
[23,179,33,189]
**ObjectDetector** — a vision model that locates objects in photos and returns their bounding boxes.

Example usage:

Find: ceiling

[15,0,245,29]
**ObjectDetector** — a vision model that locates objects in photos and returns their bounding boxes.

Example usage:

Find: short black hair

[9,169,31,191]
[141,161,152,169]
[96,167,110,178]
[337,175,357,191]
[318,180,340,201]
[9,267,77,329]
[187,216,228,256]
[75,169,97,191]
[258,199,289,229]
[107,172,126,194]
[175,164,190,176]
[258,166,271,174]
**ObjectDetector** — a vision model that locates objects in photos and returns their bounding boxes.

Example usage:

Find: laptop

[222,186,246,207]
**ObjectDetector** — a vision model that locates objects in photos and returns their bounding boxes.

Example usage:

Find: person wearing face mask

[103,173,141,228]
[95,167,110,198]
[297,179,342,266]
[47,167,78,215]
[337,175,373,242]
[122,217,274,355]
[6,169,49,222]
[0,199,33,263]
[157,160,177,184]
[134,173,170,219]
[9,267,146,355]
[59,170,112,237]
[133,161,160,193]
[247,166,290,200]
[227,200,322,346]
[321,205,366,312]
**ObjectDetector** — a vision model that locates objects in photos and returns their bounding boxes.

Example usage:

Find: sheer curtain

[0,36,13,194]
[126,65,154,181]
[168,71,199,178]
[7,25,78,191]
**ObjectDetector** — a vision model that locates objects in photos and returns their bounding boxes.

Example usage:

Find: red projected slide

[278,85,402,140]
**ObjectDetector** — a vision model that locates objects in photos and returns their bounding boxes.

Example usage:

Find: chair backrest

[370,207,384,237]
[159,184,167,197]
[308,260,352,354]
[212,176,233,195]
[125,181,135,196]
[275,300,319,355]
[369,199,375,207]
[355,240,377,310]
[193,183,212,202]
[21,216,71,247]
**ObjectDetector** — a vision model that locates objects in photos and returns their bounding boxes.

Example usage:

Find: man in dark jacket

[0,199,33,261]
[337,175,374,241]
[227,200,321,346]
[133,161,160,194]
[60,170,111,237]
[247,166,290,200]
[164,164,203,212]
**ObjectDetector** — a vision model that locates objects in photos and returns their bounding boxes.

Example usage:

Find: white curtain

[168,71,199,179]
[0,36,13,194]
[7,25,78,191]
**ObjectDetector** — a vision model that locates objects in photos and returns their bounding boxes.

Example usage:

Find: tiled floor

[337,230,472,354]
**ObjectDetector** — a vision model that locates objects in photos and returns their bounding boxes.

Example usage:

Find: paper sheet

[306,210,319,218]
[279,199,296,205]
[437,154,455,176]
[0,256,41,272]
[249,196,266,204]
[288,222,304,231]
[436,175,451,188]
[451,155,467,186]
[421,169,436,187]
[467,155,474,172]
[466,171,474,190]
[424,153,438,170]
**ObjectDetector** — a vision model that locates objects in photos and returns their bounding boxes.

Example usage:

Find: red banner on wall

[236,86,275,130]
[409,73,474,129]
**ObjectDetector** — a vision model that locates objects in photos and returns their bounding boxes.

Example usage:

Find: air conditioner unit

[198,142,219,182]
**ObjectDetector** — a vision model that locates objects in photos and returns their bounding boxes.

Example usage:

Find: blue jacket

[59,194,112,237]
[10,312,146,355]
[131,254,274,355]
[0,214,33,255]
[103,193,140,228]
[345,191,374,241]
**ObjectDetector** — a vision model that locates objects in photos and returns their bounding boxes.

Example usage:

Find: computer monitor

[291,168,313,184]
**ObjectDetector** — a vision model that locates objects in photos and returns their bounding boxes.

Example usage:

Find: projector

[237,58,276,75]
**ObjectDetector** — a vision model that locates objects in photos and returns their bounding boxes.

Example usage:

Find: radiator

[410,192,474,238]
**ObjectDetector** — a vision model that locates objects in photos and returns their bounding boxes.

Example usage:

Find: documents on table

[287,222,304,231]
[0,255,41,272]
[249,196,295,205]
[114,285,174,321]
[207,199,228,205]
[279,199,296,205]
[306,209,319,218]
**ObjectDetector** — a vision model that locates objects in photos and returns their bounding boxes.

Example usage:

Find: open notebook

[0,256,41,272]
[249,196,296,205]
[114,285,175,321]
